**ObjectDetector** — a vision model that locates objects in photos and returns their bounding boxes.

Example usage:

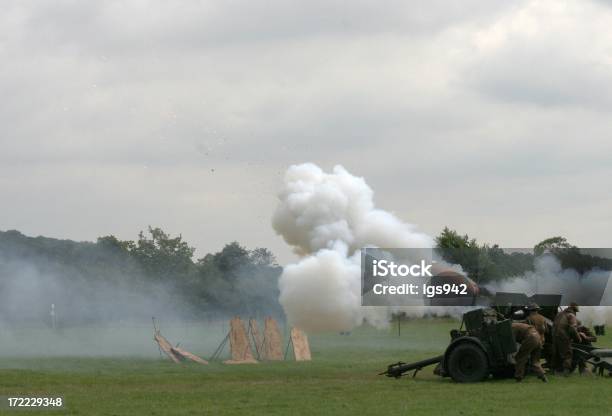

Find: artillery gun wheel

[447,343,489,382]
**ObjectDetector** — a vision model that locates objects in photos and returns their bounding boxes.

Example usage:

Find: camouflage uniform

[552,306,581,373]
[512,322,546,381]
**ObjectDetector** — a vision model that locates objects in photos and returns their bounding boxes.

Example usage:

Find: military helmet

[525,303,540,311]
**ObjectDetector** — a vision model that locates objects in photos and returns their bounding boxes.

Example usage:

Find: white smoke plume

[272,163,612,333]
[486,255,609,300]
[486,255,612,325]
[579,306,612,327]
[272,163,434,332]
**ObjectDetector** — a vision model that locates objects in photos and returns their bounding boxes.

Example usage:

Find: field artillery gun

[382,294,612,381]
[381,308,516,382]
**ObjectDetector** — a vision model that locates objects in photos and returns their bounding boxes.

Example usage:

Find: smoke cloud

[272,163,434,332]
[0,242,282,357]
[273,163,612,332]
[486,255,611,304]
[486,255,612,325]
[0,254,203,357]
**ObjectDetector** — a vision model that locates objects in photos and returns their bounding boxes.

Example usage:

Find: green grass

[0,319,610,415]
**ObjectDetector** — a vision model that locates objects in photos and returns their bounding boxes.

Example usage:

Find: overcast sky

[2,0,611,263]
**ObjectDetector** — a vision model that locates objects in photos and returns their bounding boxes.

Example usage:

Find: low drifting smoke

[0,250,275,357]
[579,306,612,326]
[0,256,201,357]
[486,255,612,325]
[486,255,611,302]
[272,163,435,332]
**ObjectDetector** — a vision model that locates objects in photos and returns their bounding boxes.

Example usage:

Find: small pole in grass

[398,313,401,337]
[50,303,56,330]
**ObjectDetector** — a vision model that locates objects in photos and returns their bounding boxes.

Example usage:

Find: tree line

[435,227,612,283]
[1,226,610,324]
[0,228,283,322]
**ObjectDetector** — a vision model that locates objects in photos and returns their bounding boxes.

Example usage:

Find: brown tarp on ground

[154,330,208,364]
[248,318,263,359]
[224,316,258,364]
[290,327,312,361]
[262,317,283,361]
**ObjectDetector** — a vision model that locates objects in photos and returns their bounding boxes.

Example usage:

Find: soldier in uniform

[525,303,547,343]
[524,303,547,369]
[512,322,548,382]
[577,322,597,344]
[574,320,597,375]
[552,302,581,376]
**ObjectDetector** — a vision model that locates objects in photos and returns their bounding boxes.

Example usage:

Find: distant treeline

[436,228,612,283]
[1,227,610,324]
[0,228,283,322]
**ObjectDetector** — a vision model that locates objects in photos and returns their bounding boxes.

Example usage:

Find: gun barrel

[381,355,444,378]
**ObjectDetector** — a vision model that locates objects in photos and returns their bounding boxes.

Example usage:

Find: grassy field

[0,319,610,416]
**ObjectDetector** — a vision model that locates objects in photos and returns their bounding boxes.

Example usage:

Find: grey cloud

[1,0,612,263]
[9,1,516,54]
[461,0,612,109]
[466,44,612,108]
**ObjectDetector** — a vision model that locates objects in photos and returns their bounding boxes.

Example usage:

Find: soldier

[577,322,597,344]
[512,322,548,382]
[575,320,597,375]
[524,303,547,368]
[552,302,581,376]
[525,303,547,344]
